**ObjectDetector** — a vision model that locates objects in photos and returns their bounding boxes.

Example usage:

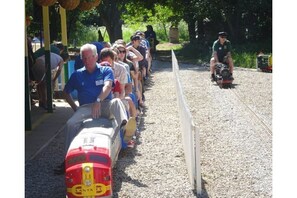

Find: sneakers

[139,102,145,108]
[134,127,141,138]
[123,117,137,143]
[127,140,135,148]
[211,74,216,82]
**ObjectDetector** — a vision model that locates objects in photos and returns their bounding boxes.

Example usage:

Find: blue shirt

[64,63,114,106]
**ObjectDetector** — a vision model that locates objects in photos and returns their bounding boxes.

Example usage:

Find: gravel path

[112,61,196,198]
[25,59,272,198]
[178,63,272,198]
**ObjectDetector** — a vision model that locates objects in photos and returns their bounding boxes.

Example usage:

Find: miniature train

[214,63,234,88]
[257,54,272,72]
[65,118,126,198]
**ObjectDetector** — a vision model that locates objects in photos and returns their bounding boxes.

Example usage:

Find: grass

[156,42,183,51]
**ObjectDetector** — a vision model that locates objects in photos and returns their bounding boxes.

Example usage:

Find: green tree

[25,0,271,48]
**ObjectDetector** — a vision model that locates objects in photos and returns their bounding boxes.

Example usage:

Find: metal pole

[25,27,32,131]
[42,6,53,113]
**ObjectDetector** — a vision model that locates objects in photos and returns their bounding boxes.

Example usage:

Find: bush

[231,40,272,68]
[177,20,190,42]
[68,26,109,48]
[233,52,256,68]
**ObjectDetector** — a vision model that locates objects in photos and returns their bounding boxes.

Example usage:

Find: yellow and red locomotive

[65,118,122,198]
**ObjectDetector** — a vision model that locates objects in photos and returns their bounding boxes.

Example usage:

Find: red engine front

[65,147,112,198]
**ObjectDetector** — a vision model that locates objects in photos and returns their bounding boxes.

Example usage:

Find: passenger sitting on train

[135,30,152,76]
[126,35,148,108]
[99,48,137,147]
[55,43,136,174]
[113,43,138,117]
[114,39,144,110]
[99,47,128,99]
[112,46,140,148]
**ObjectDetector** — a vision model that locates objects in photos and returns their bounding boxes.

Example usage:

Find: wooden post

[60,6,68,85]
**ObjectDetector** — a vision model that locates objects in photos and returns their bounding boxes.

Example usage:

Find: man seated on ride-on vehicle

[210,31,234,81]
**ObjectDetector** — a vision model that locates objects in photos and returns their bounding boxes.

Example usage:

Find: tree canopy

[25,0,272,48]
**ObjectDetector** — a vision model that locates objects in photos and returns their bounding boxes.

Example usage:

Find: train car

[65,118,122,198]
[214,63,234,88]
[256,54,272,72]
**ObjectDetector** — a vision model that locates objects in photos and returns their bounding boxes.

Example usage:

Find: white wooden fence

[172,50,202,195]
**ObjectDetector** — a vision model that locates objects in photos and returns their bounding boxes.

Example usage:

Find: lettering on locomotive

[67,183,111,196]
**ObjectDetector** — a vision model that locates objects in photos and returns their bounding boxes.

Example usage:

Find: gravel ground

[25,59,272,198]
[112,61,196,198]
[177,63,272,198]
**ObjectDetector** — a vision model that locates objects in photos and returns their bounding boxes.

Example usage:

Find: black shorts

[130,64,135,71]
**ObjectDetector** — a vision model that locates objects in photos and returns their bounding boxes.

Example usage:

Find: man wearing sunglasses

[210,31,234,81]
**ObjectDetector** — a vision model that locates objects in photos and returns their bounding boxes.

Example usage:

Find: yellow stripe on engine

[82,163,94,186]
[67,163,111,197]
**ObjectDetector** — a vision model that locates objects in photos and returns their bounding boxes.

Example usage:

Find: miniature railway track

[230,88,272,137]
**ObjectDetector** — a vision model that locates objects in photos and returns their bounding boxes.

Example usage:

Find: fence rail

[172,50,202,195]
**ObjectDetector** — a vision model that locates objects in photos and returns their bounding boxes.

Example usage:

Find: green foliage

[177,20,189,42]
[121,4,151,25]
[122,25,142,43]
[231,41,272,68]
[121,3,185,42]
[232,40,272,55]
[233,52,257,68]
[121,21,189,45]
[24,0,271,68]
[68,25,97,47]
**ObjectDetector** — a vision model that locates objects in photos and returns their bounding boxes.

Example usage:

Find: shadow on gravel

[211,82,239,89]
[195,177,210,198]
[112,73,154,197]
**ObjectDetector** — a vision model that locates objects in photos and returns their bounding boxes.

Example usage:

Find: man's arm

[213,51,219,63]
[212,41,220,63]
[99,80,113,100]
[119,83,125,99]
[63,90,78,112]
[92,80,113,119]
[52,60,64,82]
[127,46,143,61]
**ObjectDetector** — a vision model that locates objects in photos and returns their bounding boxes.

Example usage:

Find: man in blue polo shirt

[62,43,136,159]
